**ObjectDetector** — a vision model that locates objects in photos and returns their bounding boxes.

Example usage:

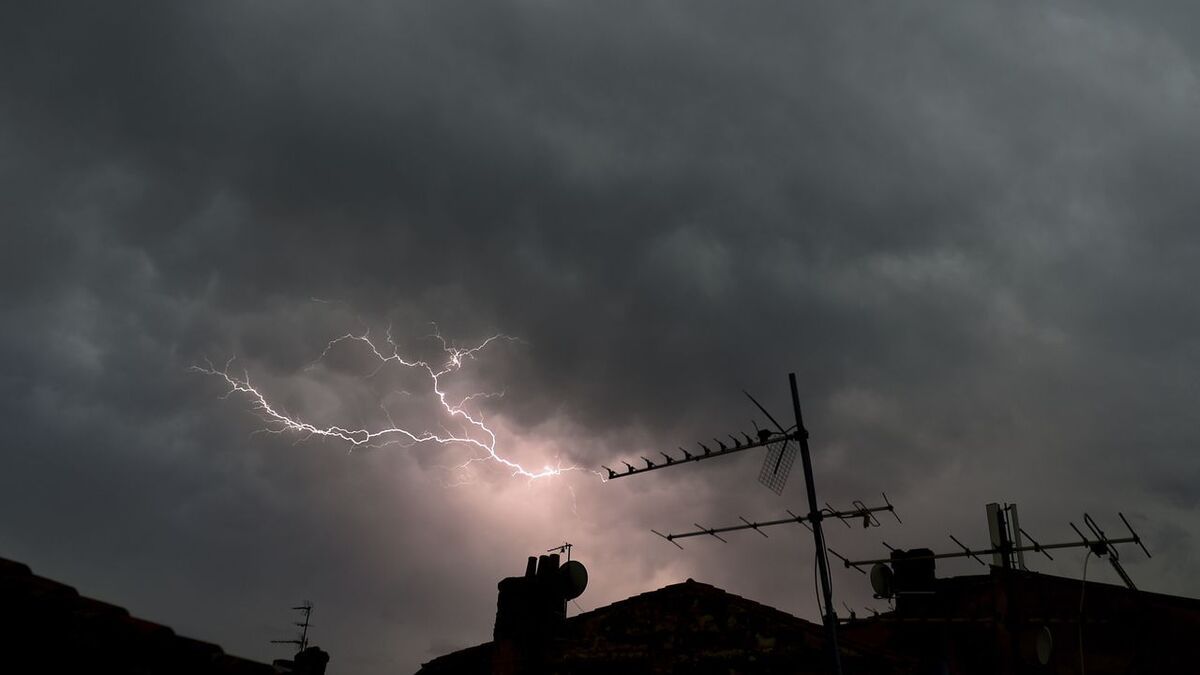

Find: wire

[813,552,823,618]
[813,538,838,625]
[824,544,836,608]
[1079,550,1093,675]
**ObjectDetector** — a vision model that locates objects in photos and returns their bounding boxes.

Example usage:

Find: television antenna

[650,495,900,550]
[602,386,805,497]
[601,426,794,481]
[547,542,574,562]
[844,509,1150,591]
[270,601,314,653]
[606,372,881,675]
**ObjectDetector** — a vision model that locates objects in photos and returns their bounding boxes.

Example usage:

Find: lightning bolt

[192,325,589,481]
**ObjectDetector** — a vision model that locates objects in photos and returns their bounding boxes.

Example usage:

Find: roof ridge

[565,577,819,629]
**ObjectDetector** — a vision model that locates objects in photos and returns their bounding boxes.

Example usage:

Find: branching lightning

[192,326,588,481]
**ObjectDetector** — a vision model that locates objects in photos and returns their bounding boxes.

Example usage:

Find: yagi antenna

[602,425,796,480]
[601,388,804,487]
[1079,512,1143,590]
[649,496,900,551]
[270,601,313,653]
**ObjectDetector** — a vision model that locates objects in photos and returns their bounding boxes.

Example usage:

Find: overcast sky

[5,1,1200,673]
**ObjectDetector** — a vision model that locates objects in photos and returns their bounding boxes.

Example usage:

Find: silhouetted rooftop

[419,577,909,674]
[422,563,1200,674]
[0,555,273,673]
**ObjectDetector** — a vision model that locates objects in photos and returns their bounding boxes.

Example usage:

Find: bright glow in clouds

[193,326,592,481]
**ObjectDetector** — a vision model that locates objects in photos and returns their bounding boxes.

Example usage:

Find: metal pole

[789,373,842,675]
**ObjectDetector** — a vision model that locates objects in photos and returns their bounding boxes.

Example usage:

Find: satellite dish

[1036,625,1053,665]
[559,560,588,600]
[870,563,893,598]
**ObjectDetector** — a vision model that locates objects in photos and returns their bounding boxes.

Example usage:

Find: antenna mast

[786,373,843,675]
[605,372,850,675]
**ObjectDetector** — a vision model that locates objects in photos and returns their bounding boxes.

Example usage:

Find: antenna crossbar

[547,542,574,561]
[845,511,1148,575]
[651,498,898,547]
[845,535,1143,567]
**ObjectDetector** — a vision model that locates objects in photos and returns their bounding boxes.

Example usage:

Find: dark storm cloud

[4,1,1200,672]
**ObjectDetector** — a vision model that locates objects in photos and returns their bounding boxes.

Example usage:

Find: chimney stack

[493,555,567,642]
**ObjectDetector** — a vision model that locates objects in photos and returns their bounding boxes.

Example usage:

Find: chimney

[272,646,330,675]
[493,555,567,642]
[890,548,936,614]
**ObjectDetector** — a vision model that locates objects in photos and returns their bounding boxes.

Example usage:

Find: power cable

[1079,549,1093,675]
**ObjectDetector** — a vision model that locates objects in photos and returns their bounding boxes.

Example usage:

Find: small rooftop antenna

[270,601,313,653]
[1077,512,1146,590]
[547,542,574,562]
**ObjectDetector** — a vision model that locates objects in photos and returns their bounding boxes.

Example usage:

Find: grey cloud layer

[4,1,1200,672]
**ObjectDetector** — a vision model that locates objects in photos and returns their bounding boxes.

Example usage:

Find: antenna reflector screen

[758,439,796,495]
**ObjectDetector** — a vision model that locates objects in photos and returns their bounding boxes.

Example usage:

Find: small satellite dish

[559,560,588,600]
[1036,625,1053,665]
[869,563,893,598]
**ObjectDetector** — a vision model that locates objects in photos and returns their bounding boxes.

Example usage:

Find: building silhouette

[419,554,1200,674]
[0,555,329,674]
